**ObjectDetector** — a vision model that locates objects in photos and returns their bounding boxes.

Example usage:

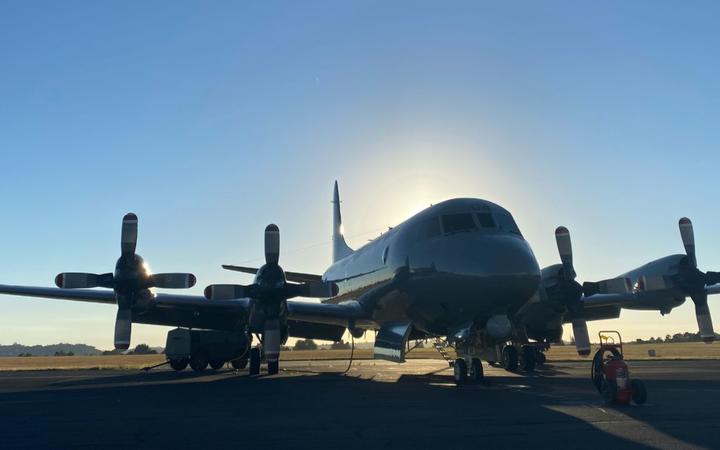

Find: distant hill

[0,343,102,357]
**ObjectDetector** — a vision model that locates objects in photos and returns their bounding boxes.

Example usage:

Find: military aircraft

[1,182,718,382]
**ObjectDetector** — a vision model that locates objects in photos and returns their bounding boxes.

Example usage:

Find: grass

[0,342,717,371]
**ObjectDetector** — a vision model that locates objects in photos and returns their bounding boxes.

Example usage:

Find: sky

[1,1,719,349]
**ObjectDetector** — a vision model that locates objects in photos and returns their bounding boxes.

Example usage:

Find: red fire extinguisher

[591,331,647,405]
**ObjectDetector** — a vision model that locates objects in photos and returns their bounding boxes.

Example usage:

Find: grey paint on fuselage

[322,199,541,336]
[616,254,687,313]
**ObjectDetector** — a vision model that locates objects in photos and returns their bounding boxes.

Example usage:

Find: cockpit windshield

[441,213,477,234]
[496,211,522,236]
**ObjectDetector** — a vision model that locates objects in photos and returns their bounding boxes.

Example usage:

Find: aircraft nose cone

[434,234,540,279]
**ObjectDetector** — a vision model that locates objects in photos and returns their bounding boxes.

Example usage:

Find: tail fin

[332,181,354,263]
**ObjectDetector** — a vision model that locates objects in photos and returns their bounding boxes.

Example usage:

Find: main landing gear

[453,357,484,383]
[501,344,538,372]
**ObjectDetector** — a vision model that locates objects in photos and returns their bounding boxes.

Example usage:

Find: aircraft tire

[453,358,468,383]
[521,345,536,372]
[169,358,188,371]
[469,358,483,381]
[536,351,547,366]
[249,347,261,376]
[501,346,518,372]
[631,379,647,405]
[268,360,279,375]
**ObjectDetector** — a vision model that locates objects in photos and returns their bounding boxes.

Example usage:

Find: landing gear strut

[249,347,262,376]
[469,358,484,381]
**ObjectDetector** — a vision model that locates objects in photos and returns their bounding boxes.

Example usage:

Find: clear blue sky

[1,1,719,348]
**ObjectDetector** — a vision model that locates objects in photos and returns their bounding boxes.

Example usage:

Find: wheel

[501,346,518,371]
[268,360,279,375]
[591,350,604,392]
[535,351,547,366]
[469,358,484,382]
[631,379,647,405]
[453,358,468,383]
[231,357,248,370]
[249,347,261,376]
[521,345,536,372]
[601,379,617,405]
[189,352,208,372]
[169,358,188,371]
[209,359,225,370]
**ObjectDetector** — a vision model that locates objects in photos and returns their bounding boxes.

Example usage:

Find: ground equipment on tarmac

[591,331,647,405]
[165,328,250,372]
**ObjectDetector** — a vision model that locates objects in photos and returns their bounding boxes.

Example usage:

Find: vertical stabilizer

[332,181,354,263]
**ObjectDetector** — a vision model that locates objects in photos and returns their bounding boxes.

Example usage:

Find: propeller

[204,224,338,367]
[553,227,591,356]
[676,218,719,343]
[55,213,196,350]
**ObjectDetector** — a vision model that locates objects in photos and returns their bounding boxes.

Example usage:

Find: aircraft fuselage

[322,198,541,337]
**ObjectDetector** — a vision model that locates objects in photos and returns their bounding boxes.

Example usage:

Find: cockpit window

[416,217,441,240]
[441,213,477,234]
[475,212,496,228]
[496,211,522,236]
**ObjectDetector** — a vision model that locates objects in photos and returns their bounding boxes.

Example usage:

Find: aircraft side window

[496,211,522,236]
[441,213,477,234]
[475,212,496,228]
[382,246,390,264]
[416,217,441,240]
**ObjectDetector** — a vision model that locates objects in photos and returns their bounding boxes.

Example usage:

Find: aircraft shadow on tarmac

[2,366,717,450]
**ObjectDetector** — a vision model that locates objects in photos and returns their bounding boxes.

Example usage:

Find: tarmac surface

[0,359,718,450]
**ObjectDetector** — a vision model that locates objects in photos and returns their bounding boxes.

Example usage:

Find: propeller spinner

[55,213,196,350]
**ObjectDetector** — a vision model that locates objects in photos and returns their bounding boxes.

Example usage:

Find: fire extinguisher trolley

[591,331,647,405]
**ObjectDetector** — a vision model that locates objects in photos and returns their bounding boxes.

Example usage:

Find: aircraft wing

[0,284,117,304]
[0,283,355,338]
[222,265,323,283]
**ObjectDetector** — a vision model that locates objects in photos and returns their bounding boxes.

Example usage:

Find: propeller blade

[286,281,339,298]
[114,308,132,350]
[204,284,250,300]
[555,226,576,280]
[55,272,114,289]
[121,213,138,255]
[149,273,197,289]
[263,319,282,362]
[691,292,715,343]
[264,224,280,265]
[571,319,591,356]
[679,217,696,267]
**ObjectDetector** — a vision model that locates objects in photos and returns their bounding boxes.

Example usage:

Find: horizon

[2,2,720,348]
